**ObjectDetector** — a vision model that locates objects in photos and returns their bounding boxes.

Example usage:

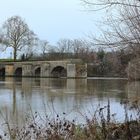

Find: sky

[0,0,102,58]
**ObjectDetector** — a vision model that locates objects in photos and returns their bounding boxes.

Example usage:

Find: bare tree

[72,39,93,61]
[82,0,140,79]
[83,1,140,40]
[57,39,73,52]
[0,16,37,61]
[39,40,49,58]
[82,0,140,53]
[82,0,140,11]
[57,39,73,59]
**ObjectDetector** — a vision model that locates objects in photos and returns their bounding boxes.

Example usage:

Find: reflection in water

[0,77,139,126]
[125,81,140,98]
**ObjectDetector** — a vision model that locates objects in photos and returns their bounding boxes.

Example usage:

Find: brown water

[0,77,139,127]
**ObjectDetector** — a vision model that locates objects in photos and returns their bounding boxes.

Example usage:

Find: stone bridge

[0,60,87,78]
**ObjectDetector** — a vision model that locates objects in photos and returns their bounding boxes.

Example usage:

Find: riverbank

[87,77,128,80]
[0,99,139,140]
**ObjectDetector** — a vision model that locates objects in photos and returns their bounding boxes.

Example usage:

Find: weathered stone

[5,64,14,76]
[0,60,87,78]
[67,64,76,78]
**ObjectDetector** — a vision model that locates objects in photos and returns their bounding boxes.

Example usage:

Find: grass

[0,59,14,62]
[0,99,140,140]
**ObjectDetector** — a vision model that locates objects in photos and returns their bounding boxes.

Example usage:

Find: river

[0,77,139,127]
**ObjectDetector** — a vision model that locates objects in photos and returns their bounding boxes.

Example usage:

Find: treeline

[19,38,135,77]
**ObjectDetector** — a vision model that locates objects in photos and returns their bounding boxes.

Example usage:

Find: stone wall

[41,63,50,77]
[5,65,14,76]
[76,64,87,77]
[0,60,87,78]
[22,64,33,76]
[67,64,76,78]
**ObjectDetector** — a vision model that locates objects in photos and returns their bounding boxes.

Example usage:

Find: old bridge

[0,60,87,78]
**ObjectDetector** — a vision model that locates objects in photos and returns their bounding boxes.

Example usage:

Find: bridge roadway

[0,60,87,78]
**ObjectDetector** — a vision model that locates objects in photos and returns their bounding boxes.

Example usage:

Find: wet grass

[0,99,140,140]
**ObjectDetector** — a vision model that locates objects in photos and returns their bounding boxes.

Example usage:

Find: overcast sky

[0,0,102,58]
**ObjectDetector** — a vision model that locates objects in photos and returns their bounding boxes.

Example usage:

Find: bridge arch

[34,67,41,77]
[0,67,5,76]
[14,67,22,76]
[51,66,67,77]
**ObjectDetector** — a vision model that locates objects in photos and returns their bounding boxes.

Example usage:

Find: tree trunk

[14,48,17,61]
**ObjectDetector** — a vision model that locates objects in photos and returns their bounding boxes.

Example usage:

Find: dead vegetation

[0,99,139,140]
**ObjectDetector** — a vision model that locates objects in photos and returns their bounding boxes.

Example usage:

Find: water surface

[0,77,139,126]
